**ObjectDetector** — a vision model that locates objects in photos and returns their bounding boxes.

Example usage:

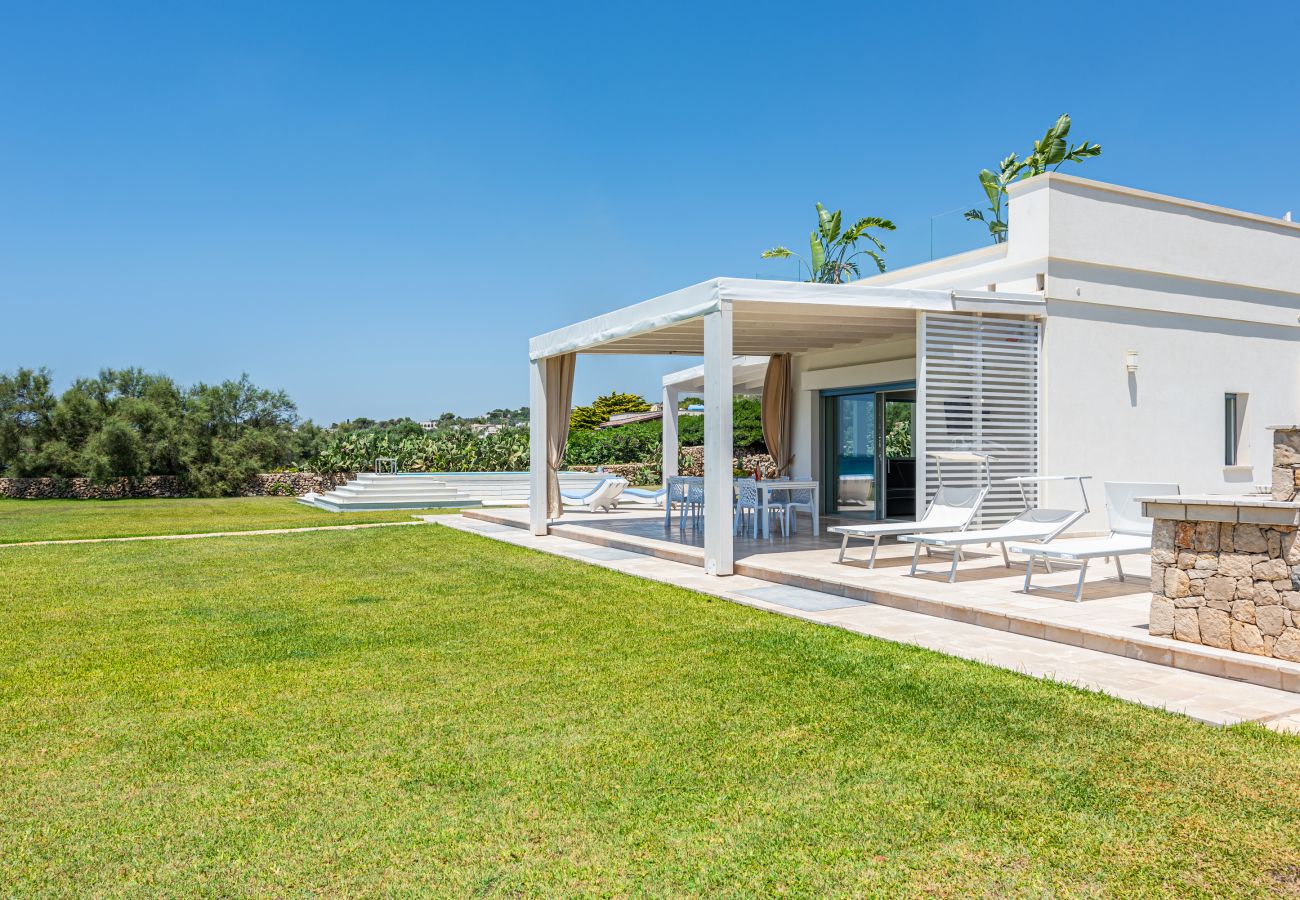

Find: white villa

[527,174,1300,577]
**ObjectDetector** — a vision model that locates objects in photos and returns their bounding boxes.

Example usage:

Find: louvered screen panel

[917,313,1041,527]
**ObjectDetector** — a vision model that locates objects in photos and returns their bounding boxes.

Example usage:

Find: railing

[746,205,996,284]
[373,457,398,475]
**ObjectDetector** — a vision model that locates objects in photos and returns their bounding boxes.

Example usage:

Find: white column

[662,386,679,480]
[529,357,549,536]
[703,304,734,575]
[914,311,927,513]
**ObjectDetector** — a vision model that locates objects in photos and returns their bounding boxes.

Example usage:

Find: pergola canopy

[530,277,1044,360]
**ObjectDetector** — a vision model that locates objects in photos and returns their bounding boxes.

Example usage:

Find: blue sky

[3,1,1298,425]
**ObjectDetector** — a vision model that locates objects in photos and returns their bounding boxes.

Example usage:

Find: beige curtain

[546,353,577,519]
[761,353,794,475]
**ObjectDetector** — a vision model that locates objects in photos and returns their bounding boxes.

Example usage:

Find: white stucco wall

[1025,176,1300,529]
[793,174,1300,532]
[1038,301,1300,529]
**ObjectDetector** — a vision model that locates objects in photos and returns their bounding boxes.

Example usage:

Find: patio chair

[902,474,1091,583]
[680,481,705,532]
[560,477,628,512]
[733,479,785,538]
[780,485,817,535]
[829,452,992,568]
[1011,481,1179,601]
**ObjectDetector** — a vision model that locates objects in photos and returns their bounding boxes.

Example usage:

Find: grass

[2,525,1299,896]
[0,496,450,543]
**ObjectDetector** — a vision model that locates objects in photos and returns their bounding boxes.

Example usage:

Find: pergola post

[528,357,549,536]
[703,303,734,575]
[662,385,679,481]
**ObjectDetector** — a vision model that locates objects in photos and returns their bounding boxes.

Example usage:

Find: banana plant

[966,114,1102,244]
[762,203,896,283]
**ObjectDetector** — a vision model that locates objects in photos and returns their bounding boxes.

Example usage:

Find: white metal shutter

[917,313,1041,527]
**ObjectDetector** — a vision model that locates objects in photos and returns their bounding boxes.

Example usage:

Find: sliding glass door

[822,383,916,520]
[832,393,877,516]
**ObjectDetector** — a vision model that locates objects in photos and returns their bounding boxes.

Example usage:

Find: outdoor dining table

[663,475,819,539]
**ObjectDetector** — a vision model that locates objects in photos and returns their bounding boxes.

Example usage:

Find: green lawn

[3,526,1299,896]
[0,496,447,543]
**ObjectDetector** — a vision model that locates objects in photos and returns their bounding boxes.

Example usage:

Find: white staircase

[300,471,608,512]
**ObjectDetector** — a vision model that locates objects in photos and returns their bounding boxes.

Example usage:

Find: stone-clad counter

[1142,494,1300,661]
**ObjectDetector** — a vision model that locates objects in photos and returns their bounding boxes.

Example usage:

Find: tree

[0,367,56,476]
[82,417,147,480]
[677,397,766,453]
[178,375,301,496]
[965,114,1102,243]
[762,203,896,283]
[569,392,651,431]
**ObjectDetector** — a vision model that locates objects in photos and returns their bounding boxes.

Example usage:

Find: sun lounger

[830,486,986,567]
[561,477,627,512]
[829,452,992,568]
[902,475,1091,583]
[1011,481,1178,601]
[622,486,667,506]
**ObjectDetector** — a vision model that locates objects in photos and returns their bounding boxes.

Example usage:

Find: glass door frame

[820,380,917,520]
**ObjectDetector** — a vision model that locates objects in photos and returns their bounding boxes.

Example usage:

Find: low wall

[568,463,659,486]
[0,473,352,501]
[678,446,777,478]
[0,476,187,500]
[1147,497,1300,661]
[241,473,353,496]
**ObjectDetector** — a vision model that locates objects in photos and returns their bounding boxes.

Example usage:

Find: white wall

[789,337,916,481]
[1019,175,1300,530]
[1041,300,1300,529]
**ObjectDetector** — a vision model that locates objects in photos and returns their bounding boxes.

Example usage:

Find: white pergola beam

[581,334,913,354]
[702,303,734,575]
[529,278,1044,359]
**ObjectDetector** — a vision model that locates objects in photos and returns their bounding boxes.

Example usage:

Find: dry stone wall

[678,446,778,478]
[0,473,351,500]
[1272,426,1300,501]
[1149,516,1300,661]
[567,463,659,486]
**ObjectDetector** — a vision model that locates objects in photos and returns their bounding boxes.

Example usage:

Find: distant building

[420,420,438,431]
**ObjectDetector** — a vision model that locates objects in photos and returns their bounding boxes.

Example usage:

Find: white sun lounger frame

[828,452,992,568]
[1011,481,1179,602]
[903,474,1092,583]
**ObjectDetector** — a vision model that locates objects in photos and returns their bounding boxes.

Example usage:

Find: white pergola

[529,277,1044,576]
[660,355,768,484]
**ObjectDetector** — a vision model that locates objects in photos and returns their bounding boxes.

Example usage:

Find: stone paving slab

[733,584,864,612]
[437,514,1300,734]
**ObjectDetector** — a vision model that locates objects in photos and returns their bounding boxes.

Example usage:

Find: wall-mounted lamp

[1125,350,1139,373]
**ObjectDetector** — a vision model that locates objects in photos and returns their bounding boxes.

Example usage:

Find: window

[1225,393,1245,466]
